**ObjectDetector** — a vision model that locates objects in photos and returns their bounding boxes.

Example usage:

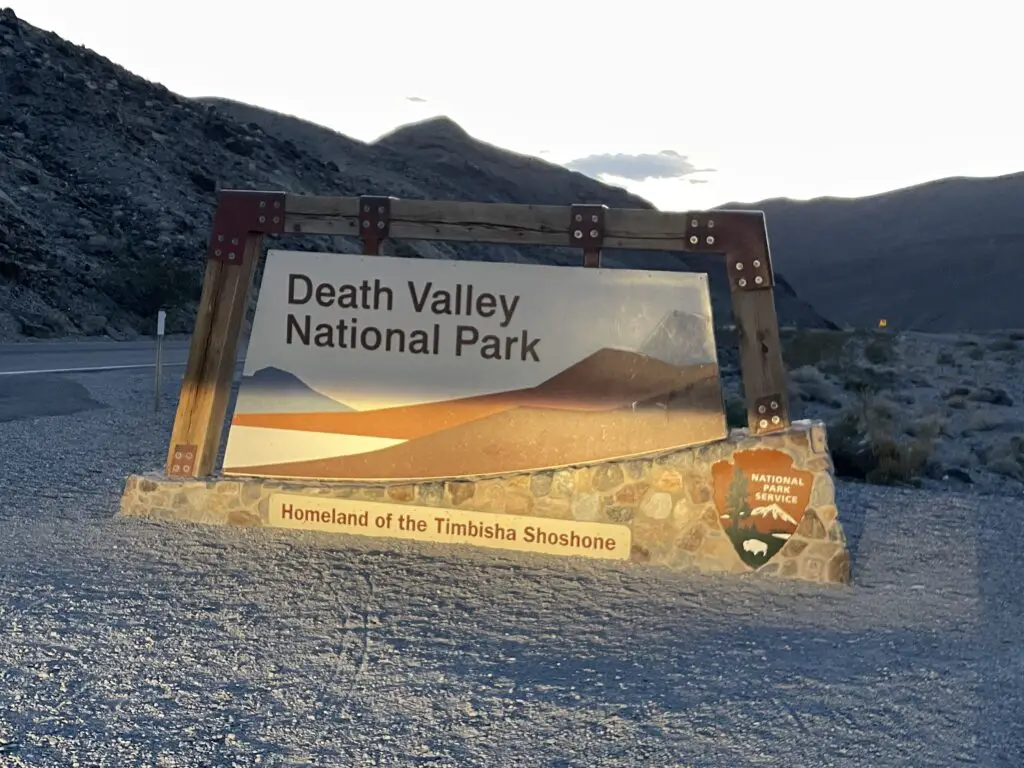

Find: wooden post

[165,190,286,478]
[684,211,790,435]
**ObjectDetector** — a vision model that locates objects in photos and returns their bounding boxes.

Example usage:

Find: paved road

[0,338,246,376]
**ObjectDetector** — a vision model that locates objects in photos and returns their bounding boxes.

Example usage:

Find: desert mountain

[724,172,1024,331]
[0,8,829,343]
[233,367,352,414]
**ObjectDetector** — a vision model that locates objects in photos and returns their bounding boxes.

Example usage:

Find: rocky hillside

[0,8,830,342]
[725,172,1024,332]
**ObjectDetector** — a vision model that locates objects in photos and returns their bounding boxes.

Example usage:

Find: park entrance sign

[121,190,850,585]
[222,250,726,481]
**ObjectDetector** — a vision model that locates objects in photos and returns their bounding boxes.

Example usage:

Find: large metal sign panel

[222,250,726,482]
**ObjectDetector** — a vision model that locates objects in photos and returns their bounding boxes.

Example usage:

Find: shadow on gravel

[973,503,1024,767]
[834,483,867,568]
[0,375,106,422]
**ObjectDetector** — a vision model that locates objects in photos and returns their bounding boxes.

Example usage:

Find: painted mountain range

[233,367,353,414]
[224,347,727,482]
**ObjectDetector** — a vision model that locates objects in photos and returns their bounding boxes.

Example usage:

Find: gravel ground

[0,369,1021,767]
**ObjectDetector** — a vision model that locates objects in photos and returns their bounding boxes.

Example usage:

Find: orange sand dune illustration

[225,356,726,481]
[231,348,718,440]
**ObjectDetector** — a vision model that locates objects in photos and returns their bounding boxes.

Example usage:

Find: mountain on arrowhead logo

[711,449,813,569]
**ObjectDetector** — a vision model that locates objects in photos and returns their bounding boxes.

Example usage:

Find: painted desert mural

[222,252,728,482]
[223,347,725,481]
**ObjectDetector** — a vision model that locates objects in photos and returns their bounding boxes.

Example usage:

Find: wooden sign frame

[165,189,790,479]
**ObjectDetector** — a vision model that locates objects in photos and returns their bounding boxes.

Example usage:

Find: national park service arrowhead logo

[711,449,813,569]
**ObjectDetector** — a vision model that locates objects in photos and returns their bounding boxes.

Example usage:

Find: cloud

[405,96,427,103]
[564,150,715,181]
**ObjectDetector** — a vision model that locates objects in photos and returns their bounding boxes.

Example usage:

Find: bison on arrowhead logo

[711,449,813,569]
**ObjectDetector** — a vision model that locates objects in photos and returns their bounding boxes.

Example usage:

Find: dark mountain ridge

[0,7,830,343]
[722,171,1024,331]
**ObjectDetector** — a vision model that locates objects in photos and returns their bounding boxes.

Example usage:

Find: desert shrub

[105,255,202,322]
[789,365,843,406]
[963,410,1005,433]
[781,329,854,371]
[863,334,897,365]
[840,365,898,395]
[828,395,936,486]
[988,337,1019,352]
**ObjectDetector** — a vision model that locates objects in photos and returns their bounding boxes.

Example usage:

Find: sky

[16,0,1024,211]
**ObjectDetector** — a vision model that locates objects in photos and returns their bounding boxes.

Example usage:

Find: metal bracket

[683,212,720,251]
[168,443,198,478]
[359,195,393,254]
[570,204,606,267]
[726,251,775,292]
[752,394,788,434]
[208,189,286,265]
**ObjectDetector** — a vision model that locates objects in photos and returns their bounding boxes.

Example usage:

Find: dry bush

[964,409,1006,434]
[828,394,937,486]
[863,334,897,365]
[781,329,854,371]
[789,365,843,407]
[988,337,1019,353]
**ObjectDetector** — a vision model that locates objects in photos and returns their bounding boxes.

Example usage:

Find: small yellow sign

[268,494,631,561]
[878,319,888,328]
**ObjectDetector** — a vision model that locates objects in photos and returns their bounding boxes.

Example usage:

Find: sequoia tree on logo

[711,449,813,569]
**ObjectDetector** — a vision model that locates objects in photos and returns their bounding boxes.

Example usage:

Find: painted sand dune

[231,348,716,439]
[225,348,726,481]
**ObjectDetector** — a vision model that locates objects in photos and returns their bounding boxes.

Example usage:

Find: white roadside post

[154,309,166,412]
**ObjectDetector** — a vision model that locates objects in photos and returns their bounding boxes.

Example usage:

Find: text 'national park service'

[284,275,540,362]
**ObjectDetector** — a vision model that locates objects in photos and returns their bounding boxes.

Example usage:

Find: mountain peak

[373,115,472,147]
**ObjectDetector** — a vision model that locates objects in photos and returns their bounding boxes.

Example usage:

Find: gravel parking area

[0,369,1020,766]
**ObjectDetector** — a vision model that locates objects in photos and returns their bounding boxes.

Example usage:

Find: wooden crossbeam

[164,190,790,479]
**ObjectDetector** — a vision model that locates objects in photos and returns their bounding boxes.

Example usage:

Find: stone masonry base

[119,420,850,585]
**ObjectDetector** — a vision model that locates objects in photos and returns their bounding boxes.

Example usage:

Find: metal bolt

[378,206,385,214]
[362,220,370,229]
[755,276,764,285]
[753,259,761,268]
[258,215,266,224]
[363,205,370,213]
[231,238,238,245]
[689,235,699,245]
[771,415,781,425]
[377,221,385,229]
[574,229,583,240]
[758,405,766,414]
[575,214,583,222]
[759,419,768,429]
[174,452,182,460]
[214,249,222,257]
[228,252,236,260]
[690,218,699,227]
[590,229,599,238]
[217,235,224,242]
[259,201,266,208]
[736,262,744,270]
[770,400,779,410]
[738,278,747,287]
[591,214,599,223]
[708,219,715,228]
[273,216,280,224]
[706,235,715,245]
[172,464,180,472]
[182,465,191,473]
[185,452,194,460]
[273,201,281,209]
